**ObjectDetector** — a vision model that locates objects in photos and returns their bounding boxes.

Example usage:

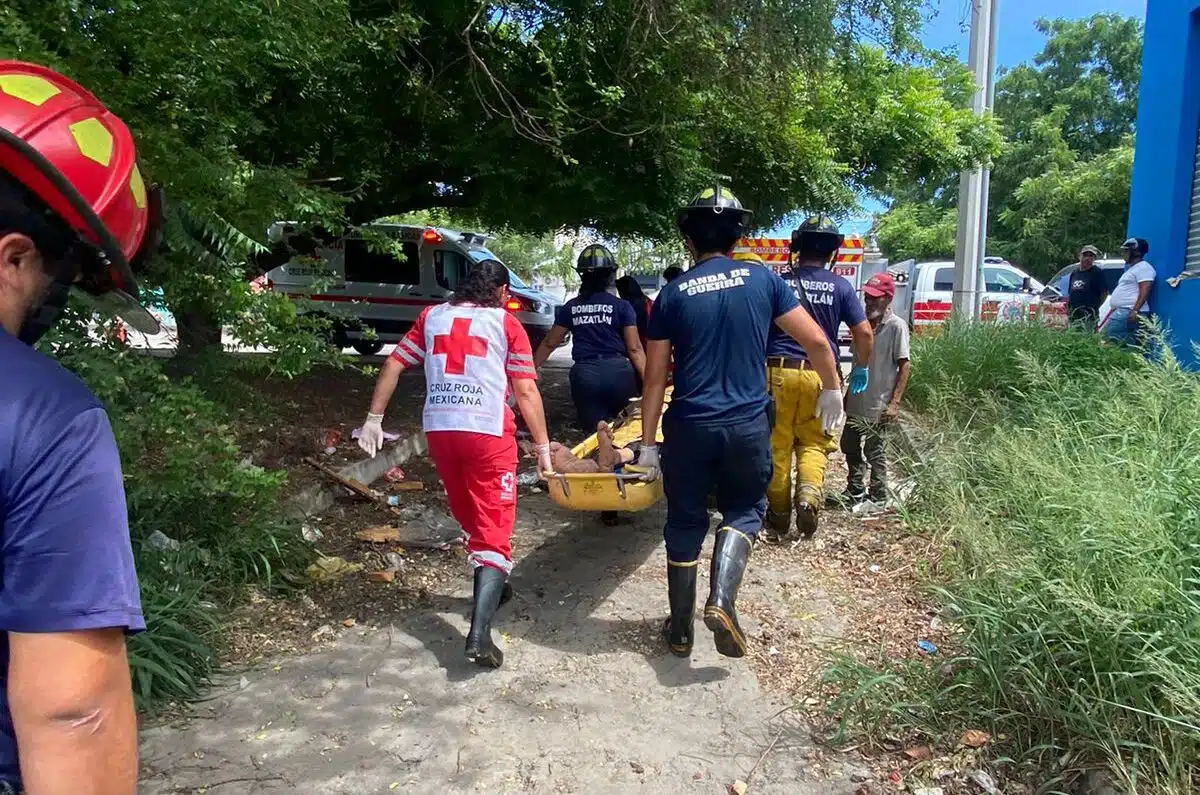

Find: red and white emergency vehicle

[887,257,1053,333]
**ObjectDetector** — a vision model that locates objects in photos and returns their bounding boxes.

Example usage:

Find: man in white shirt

[1099,237,1155,345]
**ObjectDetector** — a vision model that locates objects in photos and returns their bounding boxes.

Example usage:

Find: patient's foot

[596,421,619,470]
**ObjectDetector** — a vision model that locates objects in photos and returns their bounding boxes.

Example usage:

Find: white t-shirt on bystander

[1108,260,1156,313]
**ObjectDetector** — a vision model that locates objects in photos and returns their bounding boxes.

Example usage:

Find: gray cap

[1079,244,1100,256]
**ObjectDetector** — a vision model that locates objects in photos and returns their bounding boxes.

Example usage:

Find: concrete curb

[285,431,428,519]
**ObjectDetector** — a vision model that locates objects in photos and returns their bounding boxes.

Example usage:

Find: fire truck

[734,235,888,360]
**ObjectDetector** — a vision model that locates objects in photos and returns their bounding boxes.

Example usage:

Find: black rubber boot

[795,502,819,539]
[703,527,754,658]
[764,507,791,536]
[465,566,507,669]
[664,560,698,657]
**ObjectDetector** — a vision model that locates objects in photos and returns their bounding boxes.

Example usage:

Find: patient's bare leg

[551,441,603,474]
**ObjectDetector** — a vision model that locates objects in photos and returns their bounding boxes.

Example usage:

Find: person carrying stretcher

[358,261,554,670]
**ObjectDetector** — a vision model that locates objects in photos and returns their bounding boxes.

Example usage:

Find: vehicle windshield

[1044,264,1077,297]
[468,247,528,289]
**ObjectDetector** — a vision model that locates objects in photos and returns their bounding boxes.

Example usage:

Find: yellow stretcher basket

[545,390,670,513]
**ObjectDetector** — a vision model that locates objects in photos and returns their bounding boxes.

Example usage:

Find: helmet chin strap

[17,279,71,345]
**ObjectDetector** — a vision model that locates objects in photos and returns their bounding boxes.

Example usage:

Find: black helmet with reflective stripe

[576,243,618,272]
[791,214,844,259]
[676,185,753,253]
[1120,237,1150,257]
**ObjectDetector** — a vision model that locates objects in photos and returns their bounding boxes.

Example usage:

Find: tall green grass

[829,321,1200,794]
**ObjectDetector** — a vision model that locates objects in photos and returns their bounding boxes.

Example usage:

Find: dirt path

[139,366,935,795]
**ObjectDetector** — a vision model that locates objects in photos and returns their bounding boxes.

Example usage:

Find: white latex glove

[815,389,846,436]
[631,444,661,482]
[535,443,554,477]
[358,413,385,457]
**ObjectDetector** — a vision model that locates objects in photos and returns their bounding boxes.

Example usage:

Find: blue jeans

[1101,307,1146,346]
[569,357,638,429]
[661,410,773,562]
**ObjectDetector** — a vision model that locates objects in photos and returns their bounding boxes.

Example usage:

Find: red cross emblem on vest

[432,316,489,375]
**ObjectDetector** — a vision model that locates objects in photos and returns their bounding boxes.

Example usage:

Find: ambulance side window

[932,267,955,292]
[435,250,472,290]
[344,239,420,284]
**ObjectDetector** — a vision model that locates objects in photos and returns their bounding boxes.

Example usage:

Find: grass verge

[822,321,1199,794]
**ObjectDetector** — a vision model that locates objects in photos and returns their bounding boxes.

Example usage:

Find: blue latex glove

[849,366,870,395]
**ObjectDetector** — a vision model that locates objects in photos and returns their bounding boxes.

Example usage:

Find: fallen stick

[304,457,403,516]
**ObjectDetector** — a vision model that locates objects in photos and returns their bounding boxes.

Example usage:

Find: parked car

[889,257,1048,333]
[1041,258,1126,300]
[263,223,560,355]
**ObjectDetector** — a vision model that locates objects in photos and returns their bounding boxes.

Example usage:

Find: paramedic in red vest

[765,215,873,540]
[533,245,646,429]
[358,262,554,669]
[0,61,165,794]
[633,187,844,659]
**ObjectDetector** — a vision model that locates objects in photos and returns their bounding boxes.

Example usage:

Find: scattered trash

[367,570,396,583]
[969,770,1002,795]
[629,761,645,774]
[239,456,256,469]
[323,446,337,456]
[903,746,933,761]
[324,430,342,449]
[868,564,882,573]
[391,481,425,492]
[930,616,945,631]
[146,530,181,552]
[342,618,357,628]
[959,729,992,748]
[517,471,541,487]
[384,551,406,572]
[384,466,406,482]
[888,771,903,786]
[310,624,335,642]
[917,640,938,654]
[386,495,401,506]
[306,556,363,582]
[913,788,944,795]
[768,646,780,656]
[355,526,403,543]
[301,524,324,543]
[238,676,250,691]
[730,781,749,795]
[351,427,402,442]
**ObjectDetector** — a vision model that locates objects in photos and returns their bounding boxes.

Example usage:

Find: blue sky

[768,0,1146,237]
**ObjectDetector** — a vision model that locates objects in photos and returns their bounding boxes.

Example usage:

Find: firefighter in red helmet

[0,61,163,794]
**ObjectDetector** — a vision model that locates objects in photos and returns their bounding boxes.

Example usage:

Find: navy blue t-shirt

[0,328,143,784]
[649,256,800,426]
[766,267,865,360]
[555,292,637,362]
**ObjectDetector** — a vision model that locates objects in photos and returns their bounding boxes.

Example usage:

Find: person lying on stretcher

[550,421,643,473]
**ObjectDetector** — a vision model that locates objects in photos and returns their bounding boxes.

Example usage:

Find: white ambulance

[263,222,560,355]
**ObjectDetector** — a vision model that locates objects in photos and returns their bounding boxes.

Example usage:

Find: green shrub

[828,323,1200,794]
[41,313,313,710]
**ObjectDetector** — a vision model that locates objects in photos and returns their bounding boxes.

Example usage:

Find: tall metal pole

[973,0,999,318]
[953,0,997,319]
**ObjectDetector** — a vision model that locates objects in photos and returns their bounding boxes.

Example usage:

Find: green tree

[875,13,1141,275]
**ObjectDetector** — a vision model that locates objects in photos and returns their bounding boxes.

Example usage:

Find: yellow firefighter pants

[766,366,838,517]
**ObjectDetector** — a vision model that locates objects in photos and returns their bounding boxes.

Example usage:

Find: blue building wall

[1128,0,1200,367]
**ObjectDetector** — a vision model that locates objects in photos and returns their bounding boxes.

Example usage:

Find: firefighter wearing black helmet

[533,243,646,432]
[764,214,874,540]
[633,187,844,659]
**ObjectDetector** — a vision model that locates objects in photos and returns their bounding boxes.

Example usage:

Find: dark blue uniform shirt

[555,293,637,362]
[0,328,144,784]
[765,267,864,361]
[649,256,799,426]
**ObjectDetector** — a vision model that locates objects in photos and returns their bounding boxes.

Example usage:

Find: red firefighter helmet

[0,60,160,333]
